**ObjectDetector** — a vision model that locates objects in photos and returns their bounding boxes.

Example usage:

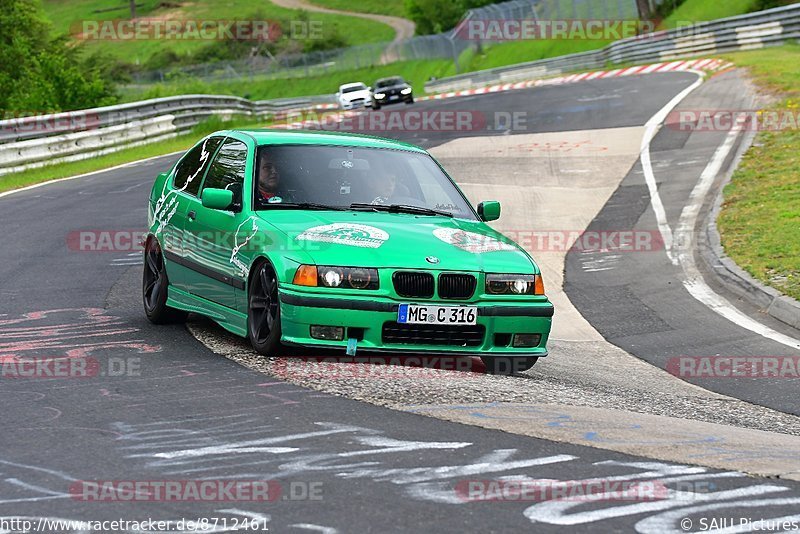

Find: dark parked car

[371,76,414,110]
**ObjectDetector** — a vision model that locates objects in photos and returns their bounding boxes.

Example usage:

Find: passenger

[369,170,397,205]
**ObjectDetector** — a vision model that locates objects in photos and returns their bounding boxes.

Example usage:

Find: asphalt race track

[2,71,800,532]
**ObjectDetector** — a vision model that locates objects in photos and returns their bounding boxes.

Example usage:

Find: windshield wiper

[349,203,454,218]
[261,202,347,211]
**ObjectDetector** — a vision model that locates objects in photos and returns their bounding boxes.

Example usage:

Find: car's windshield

[376,78,404,88]
[254,145,477,220]
[341,84,367,93]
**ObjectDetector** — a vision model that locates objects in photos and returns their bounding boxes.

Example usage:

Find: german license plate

[397,304,477,325]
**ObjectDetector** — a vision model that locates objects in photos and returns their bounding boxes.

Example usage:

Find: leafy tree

[0,0,117,114]
[405,0,499,35]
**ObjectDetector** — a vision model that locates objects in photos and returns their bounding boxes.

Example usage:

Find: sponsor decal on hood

[433,228,516,253]
[296,223,389,249]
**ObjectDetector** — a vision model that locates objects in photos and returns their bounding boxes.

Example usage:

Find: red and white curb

[417,58,734,102]
[273,58,735,129]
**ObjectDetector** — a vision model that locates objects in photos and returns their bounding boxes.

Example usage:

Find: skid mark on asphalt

[0,308,161,359]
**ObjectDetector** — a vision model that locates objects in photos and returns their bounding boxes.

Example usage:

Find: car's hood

[256,210,536,273]
[339,90,371,100]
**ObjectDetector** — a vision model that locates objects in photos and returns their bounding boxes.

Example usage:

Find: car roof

[376,76,405,83]
[220,129,428,153]
[340,82,366,89]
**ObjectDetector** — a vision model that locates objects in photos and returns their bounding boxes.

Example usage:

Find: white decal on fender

[433,228,515,253]
[230,217,259,278]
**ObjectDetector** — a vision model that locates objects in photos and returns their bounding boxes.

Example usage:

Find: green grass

[717,44,800,301]
[0,116,264,194]
[121,59,456,101]
[461,39,615,72]
[42,0,395,64]
[306,0,407,18]
[661,0,758,28]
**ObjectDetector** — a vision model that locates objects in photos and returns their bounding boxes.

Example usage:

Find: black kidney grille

[382,322,485,347]
[393,271,434,298]
[438,273,477,300]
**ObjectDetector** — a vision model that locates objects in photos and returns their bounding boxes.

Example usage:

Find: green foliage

[138,10,351,73]
[717,45,800,301]
[405,0,498,35]
[751,0,796,10]
[0,0,117,113]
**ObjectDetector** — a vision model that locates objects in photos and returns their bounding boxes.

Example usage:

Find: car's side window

[173,136,223,196]
[201,138,248,207]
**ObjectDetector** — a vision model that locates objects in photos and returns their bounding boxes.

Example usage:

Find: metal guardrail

[3,4,799,177]
[425,2,800,93]
[0,94,336,145]
[0,93,336,176]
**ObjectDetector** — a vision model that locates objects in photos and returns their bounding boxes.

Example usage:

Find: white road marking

[673,116,800,350]
[640,71,705,265]
[0,152,183,200]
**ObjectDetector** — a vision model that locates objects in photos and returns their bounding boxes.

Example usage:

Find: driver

[258,155,282,202]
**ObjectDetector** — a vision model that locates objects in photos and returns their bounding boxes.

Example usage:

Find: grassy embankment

[42,0,395,65]
[717,44,800,301]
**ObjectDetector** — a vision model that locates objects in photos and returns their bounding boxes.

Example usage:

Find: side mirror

[201,188,234,211]
[478,201,501,222]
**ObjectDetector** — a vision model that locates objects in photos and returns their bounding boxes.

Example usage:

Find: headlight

[400,87,412,95]
[486,274,544,295]
[374,93,386,99]
[293,265,379,290]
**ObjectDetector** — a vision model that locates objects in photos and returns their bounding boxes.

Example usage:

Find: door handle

[188,210,197,221]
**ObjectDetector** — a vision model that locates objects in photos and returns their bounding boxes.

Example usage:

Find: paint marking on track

[640,71,705,265]
[673,114,800,350]
[0,152,183,200]
[640,74,800,350]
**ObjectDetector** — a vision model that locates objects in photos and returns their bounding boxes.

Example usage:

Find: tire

[481,356,539,375]
[143,238,187,324]
[405,97,414,105]
[247,261,282,356]
[372,103,381,110]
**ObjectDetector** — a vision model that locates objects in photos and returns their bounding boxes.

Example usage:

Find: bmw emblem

[426,256,440,264]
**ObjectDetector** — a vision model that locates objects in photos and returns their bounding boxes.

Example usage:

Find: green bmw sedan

[145,129,553,374]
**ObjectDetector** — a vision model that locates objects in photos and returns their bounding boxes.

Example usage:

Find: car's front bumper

[340,99,371,110]
[374,93,413,105]
[278,288,552,355]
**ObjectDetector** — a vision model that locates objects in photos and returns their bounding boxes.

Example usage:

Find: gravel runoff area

[189,318,800,437]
